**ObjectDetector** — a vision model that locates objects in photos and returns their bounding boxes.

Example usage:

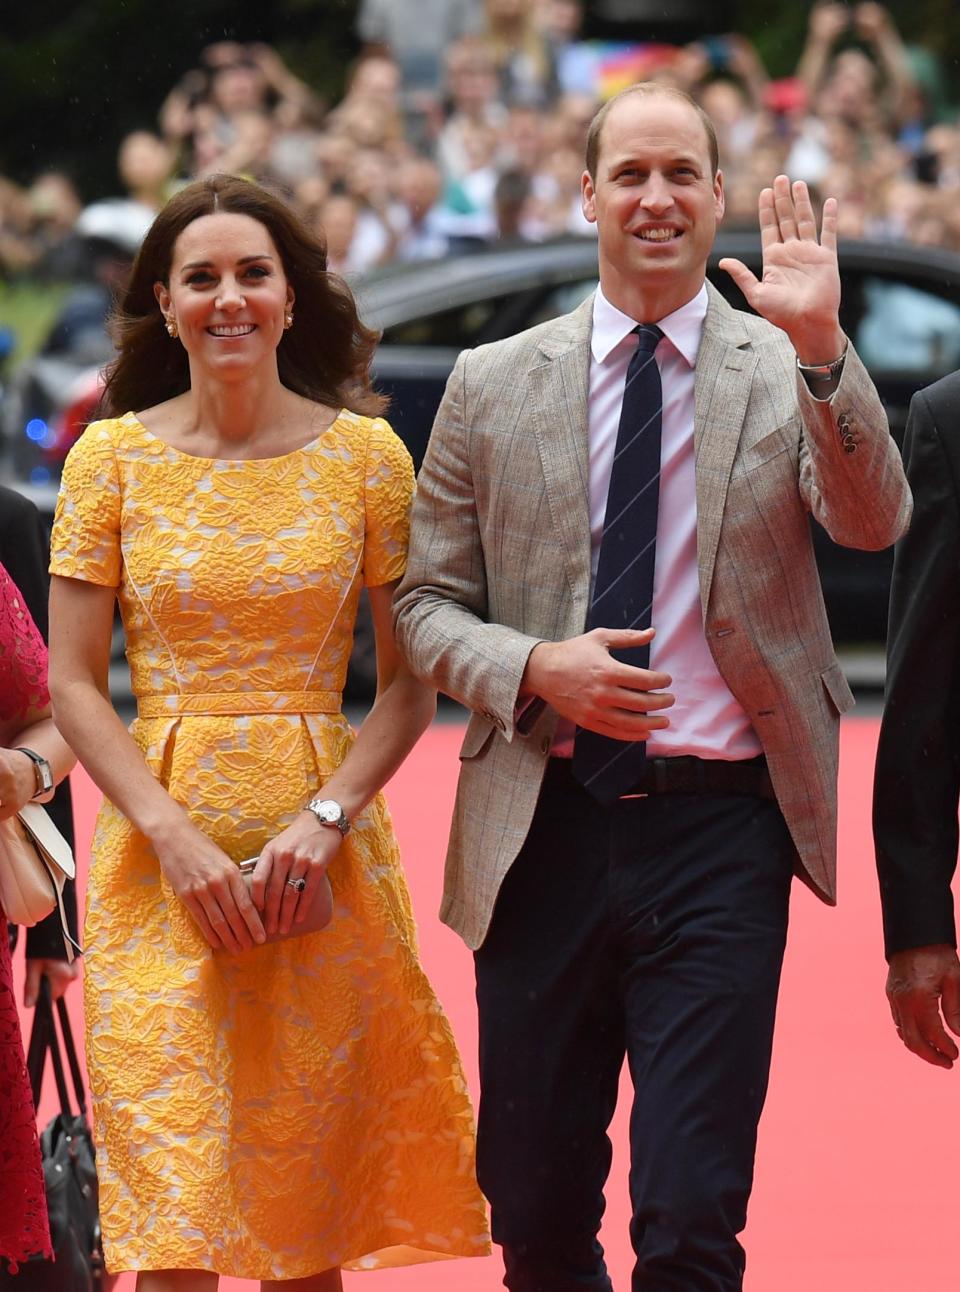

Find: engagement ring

[286,876,307,893]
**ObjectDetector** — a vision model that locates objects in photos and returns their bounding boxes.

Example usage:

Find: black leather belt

[621,754,774,800]
[549,754,775,801]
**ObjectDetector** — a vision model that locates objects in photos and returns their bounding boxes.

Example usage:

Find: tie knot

[633,324,663,354]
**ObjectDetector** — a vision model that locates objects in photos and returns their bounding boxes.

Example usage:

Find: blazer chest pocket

[459,713,497,761]
[736,420,798,476]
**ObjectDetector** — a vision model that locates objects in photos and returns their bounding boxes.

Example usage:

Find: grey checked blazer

[394,285,911,950]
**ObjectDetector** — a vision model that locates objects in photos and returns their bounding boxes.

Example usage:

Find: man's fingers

[896,997,958,1068]
[756,186,780,247]
[596,627,655,650]
[900,1022,955,1069]
[608,685,675,713]
[820,196,839,253]
[718,257,759,299]
[772,174,799,240]
[606,656,672,689]
[588,713,671,741]
[792,179,817,239]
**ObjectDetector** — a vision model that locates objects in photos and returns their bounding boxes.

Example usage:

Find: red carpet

[14,717,960,1290]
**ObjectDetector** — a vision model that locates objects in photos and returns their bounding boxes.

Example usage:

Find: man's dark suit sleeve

[874,386,960,959]
[0,486,79,957]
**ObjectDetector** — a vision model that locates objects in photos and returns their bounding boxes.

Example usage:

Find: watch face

[314,801,341,824]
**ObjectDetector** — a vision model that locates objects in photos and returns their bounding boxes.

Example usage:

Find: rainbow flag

[591,42,679,99]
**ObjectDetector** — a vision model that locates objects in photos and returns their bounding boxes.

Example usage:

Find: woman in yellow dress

[47,175,489,1292]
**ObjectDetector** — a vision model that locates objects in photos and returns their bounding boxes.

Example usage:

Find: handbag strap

[37,850,82,964]
[26,976,86,1118]
[56,993,87,1117]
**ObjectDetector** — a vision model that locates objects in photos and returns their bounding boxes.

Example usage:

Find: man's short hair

[585,84,720,180]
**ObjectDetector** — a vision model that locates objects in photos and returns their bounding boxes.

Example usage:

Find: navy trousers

[474,758,794,1292]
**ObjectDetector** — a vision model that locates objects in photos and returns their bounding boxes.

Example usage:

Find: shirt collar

[591,282,708,369]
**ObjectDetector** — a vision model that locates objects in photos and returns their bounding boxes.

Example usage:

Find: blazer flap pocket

[459,712,497,760]
[820,662,855,715]
[739,421,796,473]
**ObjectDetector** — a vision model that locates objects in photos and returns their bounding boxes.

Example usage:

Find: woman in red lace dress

[0,560,76,1270]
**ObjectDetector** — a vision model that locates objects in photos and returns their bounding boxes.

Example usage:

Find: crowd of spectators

[1,0,959,284]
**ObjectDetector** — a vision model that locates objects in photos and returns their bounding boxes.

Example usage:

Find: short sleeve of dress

[362,418,415,588]
[49,420,122,588]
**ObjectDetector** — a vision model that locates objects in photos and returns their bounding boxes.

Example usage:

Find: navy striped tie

[573,323,664,805]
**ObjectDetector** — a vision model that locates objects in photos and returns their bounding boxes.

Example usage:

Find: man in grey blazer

[394,83,910,1291]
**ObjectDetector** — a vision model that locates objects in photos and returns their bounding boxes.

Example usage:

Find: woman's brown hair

[101,173,387,418]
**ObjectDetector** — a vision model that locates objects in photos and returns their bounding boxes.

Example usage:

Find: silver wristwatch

[304,796,350,836]
[16,747,54,799]
[795,340,848,381]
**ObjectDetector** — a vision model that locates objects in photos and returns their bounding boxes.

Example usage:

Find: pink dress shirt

[552,284,762,761]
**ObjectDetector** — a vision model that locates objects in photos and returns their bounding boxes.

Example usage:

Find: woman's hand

[154,819,266,953]
[0,748,38,820]
[250,813,342,937]
[24,956,81,1008]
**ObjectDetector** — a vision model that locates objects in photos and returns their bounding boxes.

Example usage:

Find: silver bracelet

[796,340,848,381]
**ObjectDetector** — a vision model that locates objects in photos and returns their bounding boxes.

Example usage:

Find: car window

[852,276,960,374]
[381,297,504,347]
[524,278,597,330]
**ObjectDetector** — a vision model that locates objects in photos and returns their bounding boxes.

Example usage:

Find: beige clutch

[0,802,80,961]
[216,856,333,952]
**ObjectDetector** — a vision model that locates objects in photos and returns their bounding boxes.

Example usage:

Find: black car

[358,234,960,642]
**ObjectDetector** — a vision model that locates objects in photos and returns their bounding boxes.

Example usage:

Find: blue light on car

[29,466,52,484]
[25,418,48,442]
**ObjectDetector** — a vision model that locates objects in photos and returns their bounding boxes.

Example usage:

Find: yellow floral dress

[49,411,490,1278]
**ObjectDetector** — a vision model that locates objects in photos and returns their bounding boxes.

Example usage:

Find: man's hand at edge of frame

[887,943,960,1069]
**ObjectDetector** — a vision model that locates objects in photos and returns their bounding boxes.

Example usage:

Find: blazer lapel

[528,296,593,611]
[694,285,758,614]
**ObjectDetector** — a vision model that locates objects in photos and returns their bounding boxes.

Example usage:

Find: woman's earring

[283,312,294,330]
[166,319,179,339]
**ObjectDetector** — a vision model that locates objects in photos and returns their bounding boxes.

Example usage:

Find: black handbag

[0,979,106,1292]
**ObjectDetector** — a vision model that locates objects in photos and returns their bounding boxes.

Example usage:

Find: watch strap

[796,340,848,381]
[15,747,54,799]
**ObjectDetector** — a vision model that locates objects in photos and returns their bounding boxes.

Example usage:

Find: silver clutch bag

[225,856,334,949]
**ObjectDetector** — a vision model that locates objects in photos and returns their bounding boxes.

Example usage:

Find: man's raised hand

[718,175,844,364]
